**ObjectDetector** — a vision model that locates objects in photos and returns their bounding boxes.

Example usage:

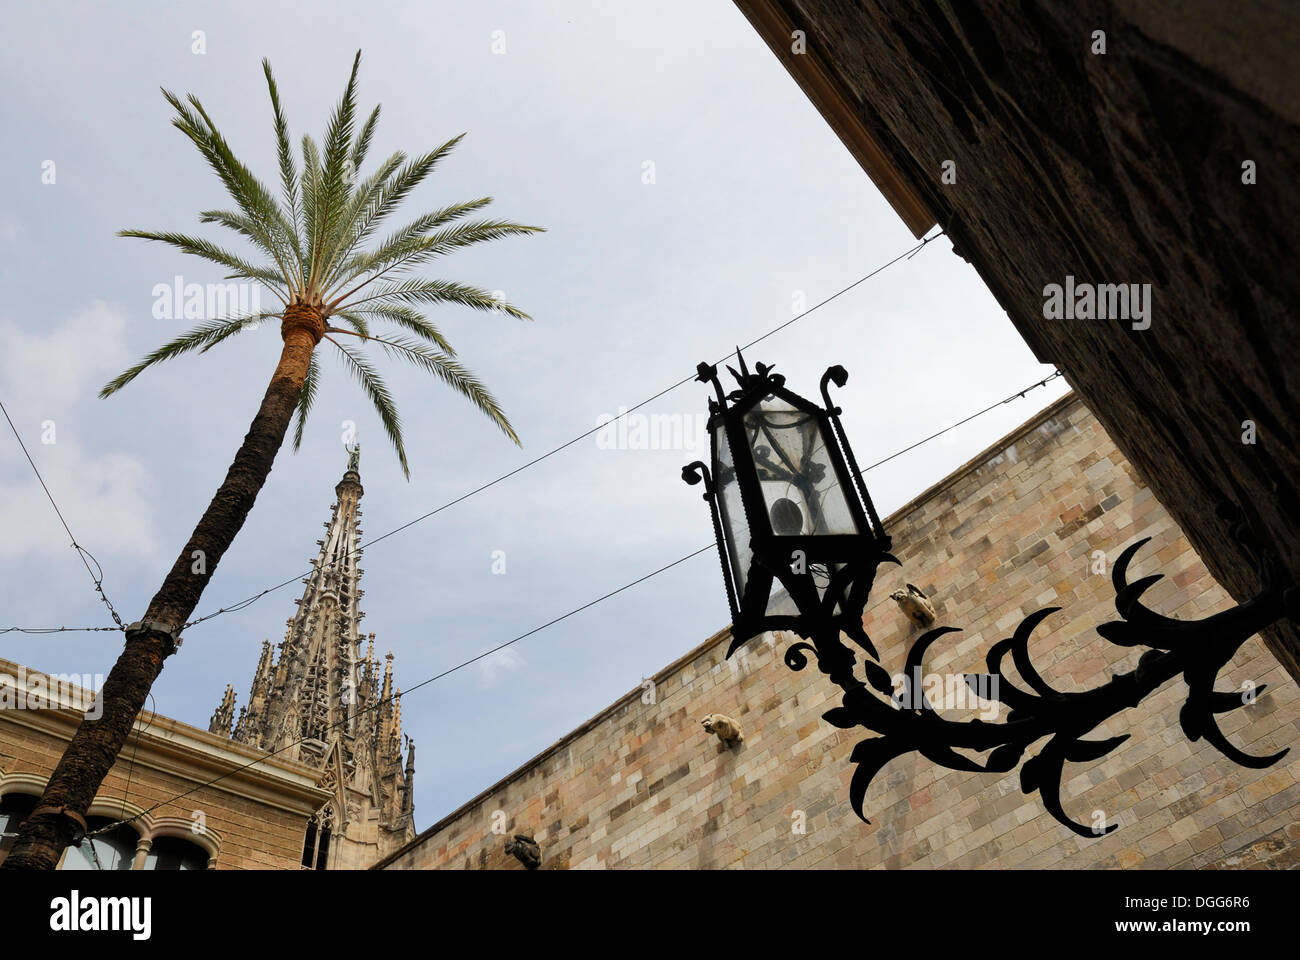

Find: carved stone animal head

[891,583,937,627]
[504,834,541,870]
[701,713,744,745]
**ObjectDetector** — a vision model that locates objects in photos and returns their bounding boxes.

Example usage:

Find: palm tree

[2,51,542,870]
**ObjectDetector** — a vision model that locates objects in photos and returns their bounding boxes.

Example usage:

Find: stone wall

[0,660,330,870]
[735,0,1300,680]
[376,395,1300,870]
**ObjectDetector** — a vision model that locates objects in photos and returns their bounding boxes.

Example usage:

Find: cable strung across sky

[2,230,941,637]
[3,366,1061,639]
[1,227,1059,644]
[178,229,948,631]
[0,398,128,633]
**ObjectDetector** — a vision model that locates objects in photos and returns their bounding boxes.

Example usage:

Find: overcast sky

[0,0,1067,827]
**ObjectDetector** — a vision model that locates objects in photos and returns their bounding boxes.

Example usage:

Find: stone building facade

[376,394,1300,870]
[0,657,330,869]
[1,451,414,870]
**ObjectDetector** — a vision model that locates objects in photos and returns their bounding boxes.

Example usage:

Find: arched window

[59,817,138,871]
[0,793,39,864]
[143,835,209,871]
[300,808,333,870]
[315,825,331,871]
[300,819,317,868]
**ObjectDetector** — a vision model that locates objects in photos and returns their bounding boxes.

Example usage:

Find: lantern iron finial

[721,352,785,396]
[820,365,849,413]
[735,347,750,379]
[696,361,727,410]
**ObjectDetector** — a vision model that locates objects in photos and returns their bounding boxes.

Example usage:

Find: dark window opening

[0,793,39,865]
[301,820,317,868]
[315,827,331,870]
[144,835,209,870]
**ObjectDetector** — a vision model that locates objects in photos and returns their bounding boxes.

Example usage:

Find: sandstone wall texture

[738,0,1300,679]
[377,396,1299,870]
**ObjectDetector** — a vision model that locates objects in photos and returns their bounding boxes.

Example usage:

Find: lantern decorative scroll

[682,355,1294,837]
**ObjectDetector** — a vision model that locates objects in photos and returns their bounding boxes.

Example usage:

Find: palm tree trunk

[1,309,321,870]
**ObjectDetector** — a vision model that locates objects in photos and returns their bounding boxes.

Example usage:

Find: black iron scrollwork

[781,504,1293,837]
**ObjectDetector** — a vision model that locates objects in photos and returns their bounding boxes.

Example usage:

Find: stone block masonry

[0,663,331,870]
[376,394,1299,870]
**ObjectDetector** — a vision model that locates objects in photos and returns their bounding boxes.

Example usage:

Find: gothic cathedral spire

[208,445,415,867]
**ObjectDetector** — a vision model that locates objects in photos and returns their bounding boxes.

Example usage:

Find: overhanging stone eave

[733,0,938,238]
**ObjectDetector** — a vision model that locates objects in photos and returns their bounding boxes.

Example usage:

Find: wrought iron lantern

[683,354,1294,837]
[683,354,892,667]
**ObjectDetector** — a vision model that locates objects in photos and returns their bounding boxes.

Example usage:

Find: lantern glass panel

[713,423,752,599]
[743,395,858,538]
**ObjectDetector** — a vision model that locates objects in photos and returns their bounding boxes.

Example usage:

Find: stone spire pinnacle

[207,684,236,736]
[210,446,417,865]
[403,736,416,815]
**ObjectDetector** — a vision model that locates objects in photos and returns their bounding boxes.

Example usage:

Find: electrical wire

[179,228,948,631]
[0,398,126,632]
[2,363,1064,639]
[5,229,1068,839]
[861,371,1064,471]
[0,205,1087,864]
[0,627,123,635]
[85,543,716,837]
[3,232,944,636]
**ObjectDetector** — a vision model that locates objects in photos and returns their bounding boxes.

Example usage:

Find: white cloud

[0,300,128,413]
[477,646,525,687]
[0,217,20,247]
[0,446,159,565]
[0,302,160,569]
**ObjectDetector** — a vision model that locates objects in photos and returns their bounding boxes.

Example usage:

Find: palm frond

[163,89,299,290]
[368,334,518,445]
[327,335,409,478]
[291,354,321,451]
[262,58,305,286]
[349,303,455,355]
[316,134,465,295]
[340,277,532,320]
[309,51,363,285]
[315,150,407,292]
[300,134,324,282]
[351,104,381,172]
[118,229,289,301]
[325,197,493,294]
[99,311,276,398]
[332,219,544,303]
[332,311,372,338]
[196,208,292,274]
